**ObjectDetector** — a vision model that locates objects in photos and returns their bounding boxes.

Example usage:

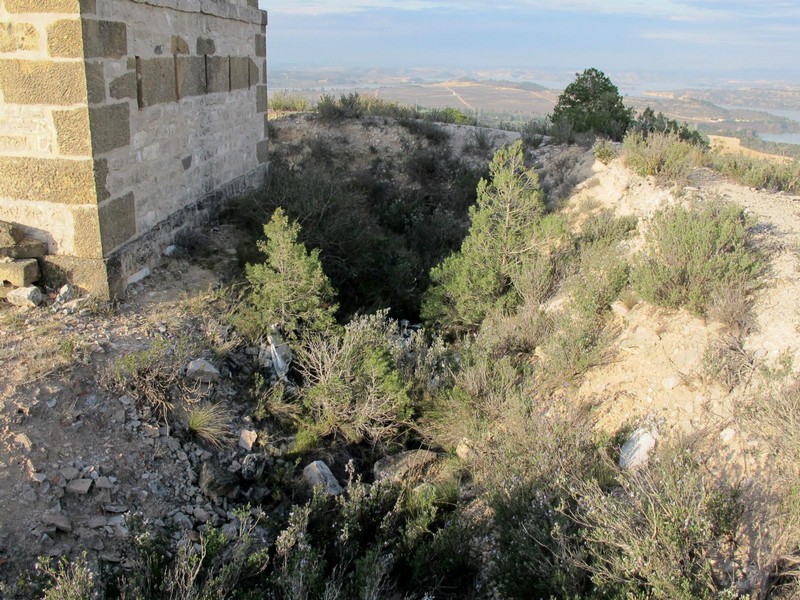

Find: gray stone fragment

[66,479,93,495]
[619,428,657,470]
[373,450,438,484]
[42,512,72,533]
[302,461,343,496]
[6,286,42,308]
[186,358,220,383]
[241,453,267,481]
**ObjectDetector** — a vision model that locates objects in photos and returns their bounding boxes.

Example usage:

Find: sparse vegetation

[623,130,706,184]
[269,91,310,112]
[186,403,234,449]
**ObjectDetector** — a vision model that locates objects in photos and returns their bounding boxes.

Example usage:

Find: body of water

[760,132,800,145]
[720,105,800,146]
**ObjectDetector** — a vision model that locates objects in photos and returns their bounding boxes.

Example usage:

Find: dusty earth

[1,115,799,590]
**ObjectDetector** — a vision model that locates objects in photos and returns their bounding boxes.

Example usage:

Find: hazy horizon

[257,1,800,87]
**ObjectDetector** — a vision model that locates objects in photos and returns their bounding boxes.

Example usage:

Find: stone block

[0,237,48,259]
[110,71,135,100]
[0,60,87,105]
[0,22,39,52]
[248,58,259,87]
[230,56,249,90]
[98,192,136,255]
[81,19,127,59]
[256,139,268,165]
[89,102,130,153]
[5,0,81,12]
[0,156,106,205]
[46,19,83,58]
[139,57,177,106]
[170,34,189,55]
[0,258,39,287]
[176,56,205,98]
[70,205,102,257]
[196,37,215,55]
[53,107,92,156]
[256,84,267,113]
[255,33,266,57]
[206,56,228,93]
[0,221,23,247]
[41,255,110,298]
[85,60,106,103]
[6,285,42,307]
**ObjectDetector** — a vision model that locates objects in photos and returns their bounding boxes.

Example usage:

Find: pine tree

[245,207,338,337]
[421,141,545,332]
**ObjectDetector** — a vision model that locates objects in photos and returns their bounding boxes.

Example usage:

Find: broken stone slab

[6,286,43,308]
[0,237,48,260]
[66,478,93,495]
[303,460,343,496]
[373,450,439,484]
[619,427,657,470]
[42,512,72,533]
[0,258,39,288]
[95,476,114,490]
[186,358,220,383]
[0,220,23,247]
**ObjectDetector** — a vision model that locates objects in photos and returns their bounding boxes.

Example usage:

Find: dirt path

[708,134,793,164]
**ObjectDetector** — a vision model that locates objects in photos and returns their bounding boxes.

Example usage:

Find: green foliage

[268,91,310,112]
[709,152,800,194]
[296,312,412,445]
[422,140,546,332]
[38,553,98,600]
[623,130,705,184]
[631,107,709,148]
[593,138,619,164]
[632,202,762,316]
[242,207,338,339]
[571,446,743,599]
[315,92,475,126]
[552,68,633,141]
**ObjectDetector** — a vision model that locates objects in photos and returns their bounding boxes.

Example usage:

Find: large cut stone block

[206,56,229,94]
[139,58,177,106]
[0,22,39,52]
[0,60,87,105]
[0,258,39,287]
[230,56,249,90]
[53,107,92,156]
[0,156,107,205]
[176,56,205,98]
[41,255,110,298]
[89,102,130,154]
[98,193,136,255]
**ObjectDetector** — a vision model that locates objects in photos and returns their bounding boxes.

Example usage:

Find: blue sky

[257,1,800,80]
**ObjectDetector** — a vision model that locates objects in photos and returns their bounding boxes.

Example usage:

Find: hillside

[2,109,800,598]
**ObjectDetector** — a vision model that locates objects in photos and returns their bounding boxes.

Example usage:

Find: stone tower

[0,0,268,297]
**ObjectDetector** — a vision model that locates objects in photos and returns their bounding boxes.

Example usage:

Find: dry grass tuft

[186,403,234,449]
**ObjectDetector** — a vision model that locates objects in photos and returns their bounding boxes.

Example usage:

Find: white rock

[238,429,257,451]
[619,428,657,470]
[6,286,42,308]
[720,427,736,443]
[186,358,220,383]
[662,376,681,391]
[303,460,343,495]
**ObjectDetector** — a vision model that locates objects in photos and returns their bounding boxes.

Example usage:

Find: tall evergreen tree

[421,141,545,332]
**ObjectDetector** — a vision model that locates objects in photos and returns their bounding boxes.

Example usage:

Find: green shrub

[38,553,98,600]
[623,130,705,184]
[268,90,310,112]
[295,312,411,445]
[709,152,800,194]
[631,107,708,148]
[593,138,619,164]
[398,118,450,145]
[570,445,744,599]
[632,202,762,316]
[240,207,338,339]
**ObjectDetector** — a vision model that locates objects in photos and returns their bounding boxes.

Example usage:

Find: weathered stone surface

[53,107,92,156]
[255,33,266,57]
[4,238,48,259]
[98,193,136,255]
[89,102,131,154]
[196,37,216,55]
[241,453,266,481]
[82,20,127,58]
[230,56,249,90]
[199,461,239,498]
[238,429,257,451]
[206,56,229,93]
[60,466,79,480]
[6,285,42,307]
[109,71,136,100]
[66,478,93,494]
[176,56,206,98]
[256,139,268,165]
[303,461,343,495]
[0,60,87,105]
[0,22,39,53]
[41,255,110,298]
[0,221,24,247]
[373,450,438,483]
[46,19,83,58]
[139,57,177,106]
[186,358,220,383]
[43,512,72,533]
[0,156,104,205]
[256,84,267,113]
[5,0,83,11]
[171,35,189,55]
[0,258,39,287]
[619,428,657,470]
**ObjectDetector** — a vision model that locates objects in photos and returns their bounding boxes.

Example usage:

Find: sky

[257,0,800,82]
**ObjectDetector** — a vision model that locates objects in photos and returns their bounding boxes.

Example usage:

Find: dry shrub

[703,333,756,391]
[623,130,705,186]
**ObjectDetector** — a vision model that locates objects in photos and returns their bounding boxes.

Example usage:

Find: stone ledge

[128,0,267,26]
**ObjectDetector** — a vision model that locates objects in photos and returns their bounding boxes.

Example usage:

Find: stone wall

[0,0,268,297]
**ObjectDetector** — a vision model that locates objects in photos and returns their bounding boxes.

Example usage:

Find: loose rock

[619,428,657,470]
[6,286,43,308]
[186,358,220,383]
[303,461,343,495]
[373,450,438,484]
